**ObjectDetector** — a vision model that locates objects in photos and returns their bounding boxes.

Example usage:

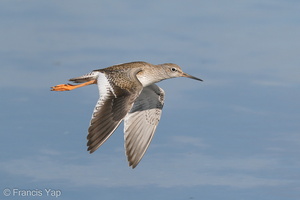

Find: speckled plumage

[51,61,202,168]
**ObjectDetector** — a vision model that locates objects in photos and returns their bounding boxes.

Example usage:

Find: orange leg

[51,80,97,91]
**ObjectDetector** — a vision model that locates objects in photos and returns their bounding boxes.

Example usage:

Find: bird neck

[136,66,170,87]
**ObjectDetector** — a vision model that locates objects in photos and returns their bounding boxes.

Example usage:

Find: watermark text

[3,188,61,198]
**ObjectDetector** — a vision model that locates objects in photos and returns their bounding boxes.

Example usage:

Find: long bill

[182,72,203,81]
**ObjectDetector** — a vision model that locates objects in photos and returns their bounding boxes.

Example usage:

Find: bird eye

[171,67,177,72]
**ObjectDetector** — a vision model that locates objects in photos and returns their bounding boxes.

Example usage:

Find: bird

[51,61,202,168]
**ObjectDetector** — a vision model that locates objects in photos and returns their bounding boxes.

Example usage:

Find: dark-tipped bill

[182,72,203,81]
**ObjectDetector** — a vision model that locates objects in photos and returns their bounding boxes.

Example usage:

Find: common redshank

[51,61,202,168]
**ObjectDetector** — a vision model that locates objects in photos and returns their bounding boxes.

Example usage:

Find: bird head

[161,63,203,81]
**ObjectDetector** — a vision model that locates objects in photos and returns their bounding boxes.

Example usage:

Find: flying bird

[51,61,202,168]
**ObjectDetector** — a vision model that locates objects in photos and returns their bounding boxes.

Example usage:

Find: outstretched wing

[87,71,143,153]
[124,84,165,168]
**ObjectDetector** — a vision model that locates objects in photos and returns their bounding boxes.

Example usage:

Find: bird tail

[69,71,100,83]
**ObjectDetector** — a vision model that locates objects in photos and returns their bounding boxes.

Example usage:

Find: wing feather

[87,72,143,153]
[124,84,165,168]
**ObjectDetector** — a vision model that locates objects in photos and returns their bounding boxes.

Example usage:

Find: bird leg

[51,80,97,91]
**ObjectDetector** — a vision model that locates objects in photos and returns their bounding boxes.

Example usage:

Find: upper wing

[87,72,143,153]
[124,84,165,168]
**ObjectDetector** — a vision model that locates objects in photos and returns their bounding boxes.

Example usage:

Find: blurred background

[1,0,299,199]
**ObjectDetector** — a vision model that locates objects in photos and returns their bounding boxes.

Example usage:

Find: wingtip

[129,163,137,169]
[87,146,94,154]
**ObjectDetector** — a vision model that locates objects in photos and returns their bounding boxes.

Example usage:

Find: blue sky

[1,0,300,199]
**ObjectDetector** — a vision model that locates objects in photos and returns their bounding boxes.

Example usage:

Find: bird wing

[124,84,165,168]
[87,71,143,153]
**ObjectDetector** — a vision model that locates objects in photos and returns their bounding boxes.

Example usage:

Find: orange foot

[51,80,97,91]
[51,84,77,91]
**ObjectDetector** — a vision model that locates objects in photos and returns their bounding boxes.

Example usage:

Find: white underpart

[97,72,116,98]
[92,72,116,116]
